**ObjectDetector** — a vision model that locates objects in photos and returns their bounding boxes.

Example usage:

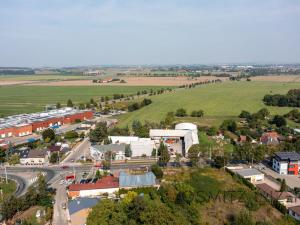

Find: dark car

[80,179,86,184]
[85,178,92,183]
[92,178,98,183]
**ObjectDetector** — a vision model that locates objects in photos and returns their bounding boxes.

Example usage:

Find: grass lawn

[0,179,16,202]
[0,86,169,116]
[116,81,300,128]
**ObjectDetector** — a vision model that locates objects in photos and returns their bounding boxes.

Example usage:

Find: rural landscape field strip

[0,86,169,116]
[116,81,300,127]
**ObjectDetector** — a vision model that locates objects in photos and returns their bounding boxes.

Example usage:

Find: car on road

[70,159,75,162]
[61,165,69,169]
[62,202,66,209]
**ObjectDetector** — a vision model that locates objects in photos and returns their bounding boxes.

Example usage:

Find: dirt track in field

[22,76,227,86]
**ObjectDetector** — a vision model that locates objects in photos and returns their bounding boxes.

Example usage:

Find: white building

[175,123,199,144]
[149,129,194,157]
[20,149,49,165]
[272,152,300,175]
[235,168,264,183]
[130,138,156,157]
[108,136,139,145]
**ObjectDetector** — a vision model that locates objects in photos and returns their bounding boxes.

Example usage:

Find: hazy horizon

[1,0,300,67]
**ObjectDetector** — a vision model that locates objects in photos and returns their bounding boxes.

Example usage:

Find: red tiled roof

[239,135,247,142]
[68,176,119,191]
[256,183,294,200]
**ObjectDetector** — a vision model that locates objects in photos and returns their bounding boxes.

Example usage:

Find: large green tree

[42,128,55,142]
[188,144,200,166]
[89,122,108,143]
[158,142,170,166]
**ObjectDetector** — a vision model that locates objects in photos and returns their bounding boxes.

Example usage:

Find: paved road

[52,182,69,225]
[0,173,26,197]
[62,138,91,163]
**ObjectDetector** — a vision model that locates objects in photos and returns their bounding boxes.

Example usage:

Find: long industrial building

[0,107,93,138]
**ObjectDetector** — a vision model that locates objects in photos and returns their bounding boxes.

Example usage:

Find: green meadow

[116,81,300,127]
[0,86,167,116]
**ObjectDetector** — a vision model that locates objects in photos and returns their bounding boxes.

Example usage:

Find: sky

[0,0,300,67]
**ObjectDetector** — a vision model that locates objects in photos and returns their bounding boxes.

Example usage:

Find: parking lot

[261,165,300,189]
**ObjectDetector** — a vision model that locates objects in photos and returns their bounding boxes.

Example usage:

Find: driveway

[261,166,300,189]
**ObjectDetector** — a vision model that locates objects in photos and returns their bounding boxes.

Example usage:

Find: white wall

[79,188,119,197]
[20,157,47,165]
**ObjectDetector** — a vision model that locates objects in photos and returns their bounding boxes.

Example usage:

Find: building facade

[0,108,93,138]
[272,152,300,175]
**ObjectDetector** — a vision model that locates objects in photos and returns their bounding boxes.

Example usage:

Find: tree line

[263,89,300,107]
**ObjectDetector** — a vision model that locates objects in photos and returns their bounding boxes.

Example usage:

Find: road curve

[0,173,26,197]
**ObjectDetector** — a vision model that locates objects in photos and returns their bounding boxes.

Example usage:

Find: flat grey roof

[235,168,263,177]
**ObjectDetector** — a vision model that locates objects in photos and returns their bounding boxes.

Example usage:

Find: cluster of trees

[86,166,281,225]
[131,120,153,138]
[285,109,300,123]
[128,98,152,112]
[175,108,204,118]
[1,174,53,221]
[64,130,79,139]
[263,89,300,107]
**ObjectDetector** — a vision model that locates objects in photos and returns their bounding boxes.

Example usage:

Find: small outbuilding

[235,168,264,183]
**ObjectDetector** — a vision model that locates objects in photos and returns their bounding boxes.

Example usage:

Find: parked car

[85,178,92,183]
[92,178,98,183]
[61,202,66,209]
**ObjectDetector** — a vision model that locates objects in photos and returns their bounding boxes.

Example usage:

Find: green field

[116,81,300,127]
[0,86,168,116]
[0,74,96,81]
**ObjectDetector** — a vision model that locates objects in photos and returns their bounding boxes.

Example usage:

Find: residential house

[256,183,296,206]
[260,131,280,145]
[20,149,49,165]
[90,144,126,161]
[272,152,300,175]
